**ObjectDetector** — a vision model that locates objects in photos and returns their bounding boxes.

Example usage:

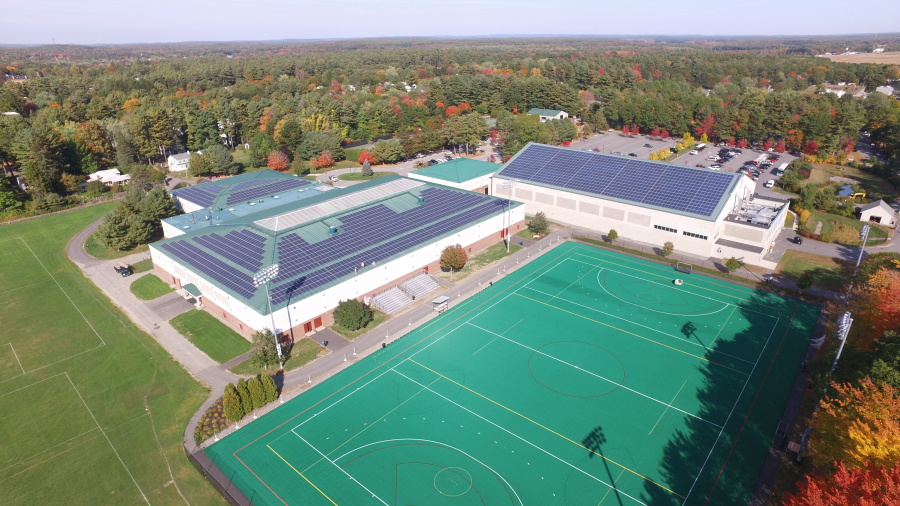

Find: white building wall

[161,221,185,239]
[151,208,522,333]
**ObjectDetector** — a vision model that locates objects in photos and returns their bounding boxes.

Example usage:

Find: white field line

[466,322,722,429]
[65,373,149,504]
[0,279,51,297]
[19,238,105,346]
[0,345,104,386]
[0,372,66,398]
[8,343,24,374]
[290,431,389,506]
[679,316,782,506]
[0,427,101,475]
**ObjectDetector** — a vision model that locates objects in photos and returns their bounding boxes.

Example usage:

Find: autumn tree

[811,377,900,469]
[661,241,674,257]
[267,150,289,171]
[311,150,335,170]
[358,150,376,165]
[784,461,900,506]
[440,244,468,271]
[695,113,716,139]
[803,140,820,156]
[857,267,900,343]
[74,121,114,168]
[775,139,786,153]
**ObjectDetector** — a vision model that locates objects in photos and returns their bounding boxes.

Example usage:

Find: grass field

[818,52,900,64]
[229,338,328,376]
[775,250,850,291]
[170,309,252,363]
[809,163,897,197]
[206,242,820,505]
[129,273,173,300]
[0,204,222,505]
[83,231,150,260]
[807,210,888,245]
[338,171,393,181]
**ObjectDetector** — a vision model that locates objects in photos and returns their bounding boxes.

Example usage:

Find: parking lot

[578,132,678,158]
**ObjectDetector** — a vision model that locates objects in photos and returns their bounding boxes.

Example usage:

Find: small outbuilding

[407,158,498,194]
[858,200,897,227]
[526,108,569,122]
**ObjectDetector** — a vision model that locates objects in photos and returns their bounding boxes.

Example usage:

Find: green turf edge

[170,310,252,364]
[129,273,174,300]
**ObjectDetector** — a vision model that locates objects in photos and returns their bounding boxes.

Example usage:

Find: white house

[87,168,131,186]
[526,108,569,122]
[859,200,897,227]
[167,152,192,173]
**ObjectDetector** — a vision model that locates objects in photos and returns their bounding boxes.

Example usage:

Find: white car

[764,180,775,188]
[710,164,722,169]
[329,175,339,182]
[689,150,699,155]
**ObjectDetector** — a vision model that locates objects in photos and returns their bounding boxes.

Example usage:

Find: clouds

[2,0,896,45]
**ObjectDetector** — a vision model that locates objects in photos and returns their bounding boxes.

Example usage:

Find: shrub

[193,398,228,445]
[247,377,266,410]
[440,244,468,271]
[236,379,253,415]
[261,374,279,403]
[528,212,549,235]
[799,209,812,226]
[223,383,244,422]
[333,299,374,331]
[607,229,618,244]
[725,257,741,272]
[661,241,674,257]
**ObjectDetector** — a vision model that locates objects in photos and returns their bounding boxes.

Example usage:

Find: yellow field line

[598,467,628,505]
[649,380,688,435]
[409,358,684,498]
[706,305,738,354]
[514,292,748,376]
[268,445,339,505]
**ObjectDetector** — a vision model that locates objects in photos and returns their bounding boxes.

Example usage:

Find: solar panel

[173,184,227,208]
[497,144,738,218]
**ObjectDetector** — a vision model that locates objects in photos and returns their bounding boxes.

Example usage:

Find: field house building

[407,157,499,194]
[492,143,788,266]
[151,170,524,338]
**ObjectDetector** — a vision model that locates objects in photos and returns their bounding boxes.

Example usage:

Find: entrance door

[304,322,313,333]
[313,317,323,328]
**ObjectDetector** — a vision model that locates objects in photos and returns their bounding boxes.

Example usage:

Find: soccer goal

[675,262,693,274]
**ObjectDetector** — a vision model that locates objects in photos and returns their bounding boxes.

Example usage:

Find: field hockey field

[206,241,820,505]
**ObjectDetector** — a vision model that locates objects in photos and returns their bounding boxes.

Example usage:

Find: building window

[654,225,677,233]
[682,231,708,240]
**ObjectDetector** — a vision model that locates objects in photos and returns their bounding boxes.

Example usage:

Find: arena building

[492,143,787,266]
[152,171,524,338]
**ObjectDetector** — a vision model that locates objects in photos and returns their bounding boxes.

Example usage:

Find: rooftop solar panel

[498,144,737,218]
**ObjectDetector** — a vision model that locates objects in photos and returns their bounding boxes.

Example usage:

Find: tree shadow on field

[640,288,820,505]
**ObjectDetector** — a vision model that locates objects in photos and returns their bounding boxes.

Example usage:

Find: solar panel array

[194,230,267,271]
[499,144,736,217]
[160,241,256,298]
[225,178,310,205]
[267,188,505,305]
[173,184,227,208]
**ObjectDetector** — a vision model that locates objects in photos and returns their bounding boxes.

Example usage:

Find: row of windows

[654,225,677,233]
[683,231,709,240]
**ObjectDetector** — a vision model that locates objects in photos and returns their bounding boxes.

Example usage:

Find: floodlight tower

[844,224,870,300]
[501,179,519,252]
[829,311,853,374]
[252,264,283,369]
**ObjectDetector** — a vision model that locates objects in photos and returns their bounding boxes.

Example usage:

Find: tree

[14,125,69,196]
[222,383,244,422]
[607,229,618,244]
[857,268,900,341]
[440,244,468,271]
[188,152,212,176]
[812,378,900,469]
[763,138,773,151]
[661,241,674,257]
[785,461,900,506]
[358,150,376,165]
[371,139,403,164]
[267,150,290,171]
[804,140,820,156]
[250,329,280,370]
[333,299,374,331]
[260,374,278,403]
[298,132,344,161]
[528,211,549,235]
[695,113,716,139]
[236,379,253,415]
[204,145,239,175]
[311,150,335,170]
[0,176,21,212]
[725,257,741,272]
[140,187,177,224]
[362,160,373,176]
[125,213,154,246]
[95,210,132,250]
[797,270,815,290]
[621,124,631,135]
[74,121,113,168]
[775,139,786,153]
[247,377,266,410]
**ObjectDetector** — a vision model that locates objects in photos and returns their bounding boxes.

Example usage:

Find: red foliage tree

[358,150,376,165]
[784,461,900,506]
[842,137,856,153]
[763,138,773,151]
[775,139,787,153]
[803,140,820,155]
[631,124,640,135]
[267,150,289,171]
[695,113,716,138]
[458,103,471,113]
[311,150,335,170]
[435,101,445,109]
[621,125,631,135]
[660,129,670,139]
[445,105,459,117]
[650,127,661,138]
[726,137,736,147]
[737,138,749,149]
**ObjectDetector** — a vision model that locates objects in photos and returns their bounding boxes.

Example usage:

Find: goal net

[675,262,693,274]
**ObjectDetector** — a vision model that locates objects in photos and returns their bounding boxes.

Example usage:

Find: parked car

[689,150,699,155]
[643,143,653,148]
[329,175,339,182]
[113,264,133,277]
[764,179,775,188]
[427,159,439,166]
[794,236,803,245]
[710,164,722,169]
[695,164,706,168]
[628,152,638,157]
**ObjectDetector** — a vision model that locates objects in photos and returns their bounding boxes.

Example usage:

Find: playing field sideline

[206,241,820,505]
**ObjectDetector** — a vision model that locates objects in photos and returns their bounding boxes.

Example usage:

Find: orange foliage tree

[357,150,376,165]
[259,107,275,132]
[785,461,900,506]
[811,377,900,469]
[267,151,289,171]
[858,267,900,342]
[311,150,334,170]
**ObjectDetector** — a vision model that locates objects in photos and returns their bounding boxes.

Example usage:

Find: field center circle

[434,467,473,497]
[528,341,625,398]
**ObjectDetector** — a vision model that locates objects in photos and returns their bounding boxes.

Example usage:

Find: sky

[2,0,898,45]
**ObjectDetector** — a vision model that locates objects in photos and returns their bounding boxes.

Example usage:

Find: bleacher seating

[371,288,413,314]
[401,274,442,300]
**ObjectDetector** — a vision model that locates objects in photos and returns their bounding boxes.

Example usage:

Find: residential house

[858,200,897,227]
[167,152,192,172]
[87,168,131,186]
[526,108,569,122]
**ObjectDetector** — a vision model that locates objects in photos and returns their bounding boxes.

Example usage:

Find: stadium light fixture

[829,311,853,374]
[253,264,283,369]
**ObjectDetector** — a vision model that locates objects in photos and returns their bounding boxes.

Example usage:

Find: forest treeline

[1,39,899,215]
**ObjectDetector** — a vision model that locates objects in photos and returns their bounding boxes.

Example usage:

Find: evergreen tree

[223,383,244,422]
[95,210,132,250]
[125,213,154,246]
[260,374,278,403]
[247,377,266,410]
[236,379,253,415]
[140,187,177,223]
[250,329,280,369]
[362,160,373,176]
[607,229,618,244]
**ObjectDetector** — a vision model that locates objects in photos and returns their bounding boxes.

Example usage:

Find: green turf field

[205,241,820,505]
[0,206,222,505]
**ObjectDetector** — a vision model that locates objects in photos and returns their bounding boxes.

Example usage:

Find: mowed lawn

[0,205,223,505]
[170,310,251,363]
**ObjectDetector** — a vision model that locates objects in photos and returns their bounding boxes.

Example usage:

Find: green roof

[409,158,499,183]
[182,283,201,297]
[526,108,565,117]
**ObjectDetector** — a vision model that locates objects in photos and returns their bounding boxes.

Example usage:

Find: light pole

[829,311,853,374]
[501,179,518,252]
[844,224,870,300]
[252,264,283,369]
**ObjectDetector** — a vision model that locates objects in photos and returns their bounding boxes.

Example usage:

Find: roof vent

[328,225,338,236]
[273,195,280,199]
[418,196,426,204]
